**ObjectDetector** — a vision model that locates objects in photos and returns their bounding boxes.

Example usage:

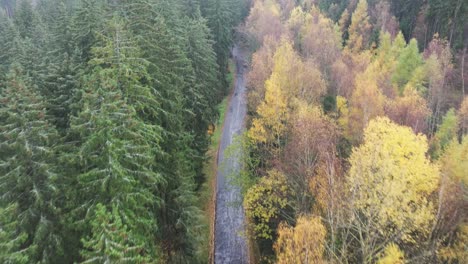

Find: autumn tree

[287,6,310,46]
[385,87,431,134]
[424,36,454,133]
[377,243,405,264]
[347,0,371,53]
[331,49,371,98]
[247,36,279,112]
[244,169,292,240]
[245,0,285,46]
[301,6,342,79]
[432,138,468,262]
[458,96,468,135]
[372,1,399,39]
[249,39,326,156]
[346,117,439,263]
[348,63,385,142]
[282,103,338,214]
[274,216,327,264]
[266,39,326,105]
[248,70,289,157]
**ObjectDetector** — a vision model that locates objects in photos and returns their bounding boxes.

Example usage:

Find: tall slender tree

[0,65,64,263]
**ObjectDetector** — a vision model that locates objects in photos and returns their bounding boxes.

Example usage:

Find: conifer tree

[39,1,80,130]
[13,0,36,39]
[72,0,105,64]
[68,20,162,255]
[0,12,23,81]
[80,204,151,263]
[118,2,206,260]
[0,204,29,264]
[0,65,64,263]
[204,0,234,87]
[184,13,221,185]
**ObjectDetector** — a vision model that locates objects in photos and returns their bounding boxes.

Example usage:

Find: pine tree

[118,2,205,260]
[68,18,162,258]
[204,0,234,87]
[13,0,37,39]
[80,204,150,263]
[40,1,79,130]
[0,12,24,81]
[184,13,221,186]
[0,204,29,264]
[0,65,64,263]
[71,0,105,64]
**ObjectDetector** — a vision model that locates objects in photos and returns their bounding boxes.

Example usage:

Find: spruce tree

[80,204,151,263]
[72,0,105,64]
[0,65,64,263]
[68,17,162,258]
[184,14,221,186]
[0,12,23,81]
[0,204,29,264]
[204,0,234,87]
[118,2,205,260]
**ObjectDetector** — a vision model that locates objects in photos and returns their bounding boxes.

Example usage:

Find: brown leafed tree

[282,103,338,214]
[385,87,431,134]
[247,36,279,112]
[245,0,286,46]
[347,0,372,53]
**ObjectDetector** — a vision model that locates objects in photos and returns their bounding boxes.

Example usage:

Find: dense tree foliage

[0,0,246,262]
[242,0,467,263]
[1,0,466,263]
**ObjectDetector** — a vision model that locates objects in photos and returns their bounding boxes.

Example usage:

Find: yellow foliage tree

[438,224,468,263]
[274,216,326,264]
[247,36,279,112]
[433,138,468,263]
[347,117,439,262]
[377,243,405,264]
[348,65,385,143]
[248,72,288,150]
[458,96,468,135]
[268,38,326,105]
[244,169,291,240]
[248,39,326,152]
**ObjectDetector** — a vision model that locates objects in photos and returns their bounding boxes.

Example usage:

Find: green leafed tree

[392,38,424,92]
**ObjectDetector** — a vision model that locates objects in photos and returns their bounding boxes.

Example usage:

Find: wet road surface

[214,45,249,264]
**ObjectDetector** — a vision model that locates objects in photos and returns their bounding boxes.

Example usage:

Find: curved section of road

[214,45,249,264]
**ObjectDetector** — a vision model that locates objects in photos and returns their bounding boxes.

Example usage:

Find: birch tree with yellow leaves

[345,117,440,263]
[274,216,327,264]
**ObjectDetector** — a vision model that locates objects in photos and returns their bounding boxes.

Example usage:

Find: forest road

[214,44,249,264]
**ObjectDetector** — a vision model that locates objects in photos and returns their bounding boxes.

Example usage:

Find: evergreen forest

[0,0,248,263]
